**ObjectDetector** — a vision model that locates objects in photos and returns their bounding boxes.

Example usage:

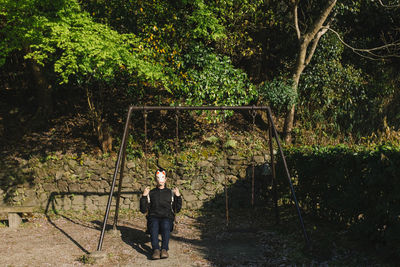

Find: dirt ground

[0,212,269,267]
[0,210,384,267]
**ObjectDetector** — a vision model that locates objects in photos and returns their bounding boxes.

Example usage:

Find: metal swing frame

[95,106,310,251]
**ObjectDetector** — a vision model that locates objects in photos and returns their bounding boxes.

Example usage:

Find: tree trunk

[29,60,53,128]
[85,86,113,153]
[97,120,113,153]
[283,43,305,143]
[282,0,337,143]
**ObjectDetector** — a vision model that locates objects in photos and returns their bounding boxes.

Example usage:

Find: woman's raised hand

[143,187,150,196]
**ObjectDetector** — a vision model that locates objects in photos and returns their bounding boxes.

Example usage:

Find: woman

[140,168,182,260]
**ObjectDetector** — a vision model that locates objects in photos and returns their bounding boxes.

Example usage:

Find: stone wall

[0,150,272,212]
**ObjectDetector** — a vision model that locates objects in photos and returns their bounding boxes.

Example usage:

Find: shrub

[277,143,400,258]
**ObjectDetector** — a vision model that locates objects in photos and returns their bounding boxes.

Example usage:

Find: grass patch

[77,254,95,265]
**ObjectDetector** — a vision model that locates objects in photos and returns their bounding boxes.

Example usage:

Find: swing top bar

[128,105,271,111]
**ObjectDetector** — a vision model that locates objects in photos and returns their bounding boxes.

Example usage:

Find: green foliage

[0,0,171,90]
[212,0,292,81]
[0,0,39,66]
[188,0,225,41]
[298,32,383,136]
[278,143,400,258]
[258,77,297,114]
[177,45,256,107]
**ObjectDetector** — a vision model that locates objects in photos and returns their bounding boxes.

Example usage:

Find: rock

[89,180,101,190]
[74,166,87,179]
[228,155,245,165]
[157,155,174,170]
[239,168,247,179]
[67,159,77,169]
[191,179,203,190]
[35,168,48,180]
[224,139,237,149]
[197,160,212,168]
[126,161,136,169]
[197,193,208,201]
[253,155,265,164]
[55,171,64,181]
[54,196,72,210]
[207,156,217,162]
[83,158,98,169]
[98,196,110,206]
[130,201,139,210]
[214,174,226,184]
[63,164,70,172]
[57,180,68,192]
[187,201,202,209]
[43,183,57,192]
[80,183,90,191]
[227,175,238,183]
[22,190,38,206]
[68,183,80,192]
[90,174,102,181]
[21,167,31,174]
[228,155,244,161]
[37,192,48,207]
[106,158,115,168]
[216,159,227,167]
[90,162,103,172]
[71,195,85,206]
[181,190,197,202]
[100,180,110,190]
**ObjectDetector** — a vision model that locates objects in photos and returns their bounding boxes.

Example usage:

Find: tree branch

[305,27,328,65]
[292,0,301,40]
[377,0,400,8]
[303,0,336,44]
[328,28,400,59]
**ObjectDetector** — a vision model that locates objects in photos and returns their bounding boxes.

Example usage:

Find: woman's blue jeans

[148,217,173,250]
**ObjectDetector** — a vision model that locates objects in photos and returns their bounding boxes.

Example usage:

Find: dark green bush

[277,143,400,258]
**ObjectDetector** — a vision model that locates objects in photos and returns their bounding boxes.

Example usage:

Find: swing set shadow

[94,105,310,253]
[43,190,142,254]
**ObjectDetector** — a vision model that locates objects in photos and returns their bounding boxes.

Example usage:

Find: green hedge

[277,143,400,257]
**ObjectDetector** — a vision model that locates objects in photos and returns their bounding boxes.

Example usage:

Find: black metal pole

[113,128,129,230]
[128,106,271,111]
[266,107,310,249]
[96,106,133,251]
[268,113,279,224]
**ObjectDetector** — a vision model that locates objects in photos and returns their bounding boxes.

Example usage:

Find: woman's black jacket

[140,187,182,219]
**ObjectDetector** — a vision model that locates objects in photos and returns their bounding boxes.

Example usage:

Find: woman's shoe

[151,249,161,260]
[160,249,169,259]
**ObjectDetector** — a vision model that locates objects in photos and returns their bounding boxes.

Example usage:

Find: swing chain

[222,110,229,228]
[251,108,256,207]
[173,108,181,232]
[144,110,148,179]
[175,109,180,155]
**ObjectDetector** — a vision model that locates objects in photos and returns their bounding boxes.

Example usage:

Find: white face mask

[156,171,166,183]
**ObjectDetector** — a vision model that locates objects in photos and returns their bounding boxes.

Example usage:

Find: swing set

[94,105,310,252]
